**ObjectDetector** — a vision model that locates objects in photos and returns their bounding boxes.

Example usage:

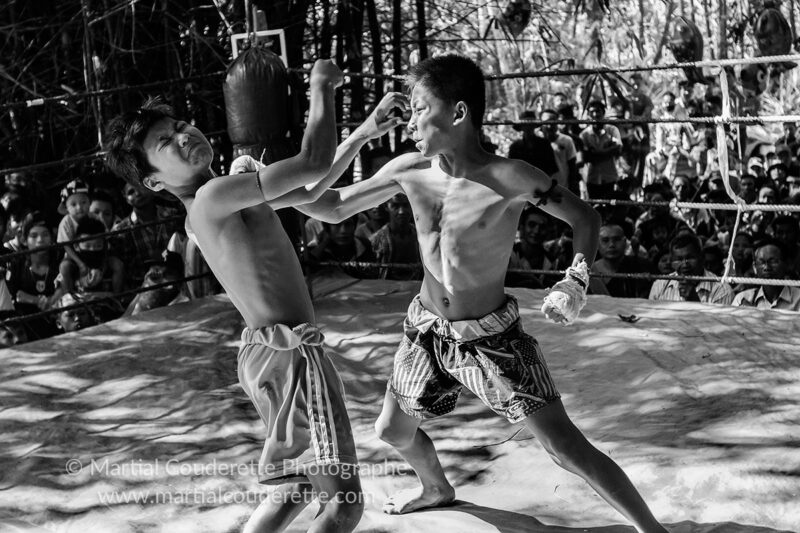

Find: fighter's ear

[453,101,469,125]
[142,176,164,192]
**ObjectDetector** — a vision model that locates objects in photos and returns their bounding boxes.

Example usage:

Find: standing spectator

[650,92,696,182]
[538,108,579,195]
[506,206,554,289]
[648,232,734,304]
[730,231,755,293]
[508,110,559,177]
[628,73,654,183]
[370,193,421,280]
[589,222,654,298]
[732,240,800,310]
[6,212,64,339]
[111,182,174,288]
[580,100,622,199]
[57,179,93,279]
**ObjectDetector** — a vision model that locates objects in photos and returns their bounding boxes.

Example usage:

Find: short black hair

[406,54,486,128]
[104,97,176,188]
[587,100,606,112]
[75,216,107,237]
[669,232,702,255]
[19,211,50,242]
[754,237,788,260]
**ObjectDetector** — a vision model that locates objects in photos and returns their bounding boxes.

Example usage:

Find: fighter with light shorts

[104,59,405,533]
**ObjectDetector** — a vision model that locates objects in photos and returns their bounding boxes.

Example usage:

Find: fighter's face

[143,117,213,191]
[407,84,456,157]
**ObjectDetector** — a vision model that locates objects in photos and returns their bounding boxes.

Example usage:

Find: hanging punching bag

[223,44,296,164]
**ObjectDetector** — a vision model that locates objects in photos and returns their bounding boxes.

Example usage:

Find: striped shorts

[238,323,358,484]
[389,295,560,424]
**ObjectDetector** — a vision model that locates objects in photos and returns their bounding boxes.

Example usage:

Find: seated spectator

[767,162,789,198]
[54,293,98,333]
[111,182,176,289]
[738,173,758,203]
[6,212,64,340]
[747,157,767,187]
[370,193,422,280]
[732,240,800,310]
[506,206,554,289]
[787,175,800,201]
[770,215,800,276]
[653,249,672,275]
[354,203,388,243]
[89,189,119,231]
[3,195,32,251]
[306,215,376,279]
[57,179,92,276]
[0,316,28,347]
[167,228,220,299]
[57,217,124,295]
[508,110,559,177]
[125,250,190,316]
[589,222,654,298]
[649,232,734,304]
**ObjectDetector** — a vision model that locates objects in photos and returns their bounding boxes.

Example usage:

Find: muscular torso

[187,201,314,329]
[399,156,527,320]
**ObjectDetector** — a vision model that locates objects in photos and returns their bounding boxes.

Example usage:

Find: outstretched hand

[541,253,589,326]
[357,92,407,140]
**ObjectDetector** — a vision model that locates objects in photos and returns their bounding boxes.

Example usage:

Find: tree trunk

[639,0,646,49]
[718,0,727,59]
[365,0,384,102]
[702,0,715,59]
[392,0,403,149]
[416,0,428,61]
[652,0,677,64]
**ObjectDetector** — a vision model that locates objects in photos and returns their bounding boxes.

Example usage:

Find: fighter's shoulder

[386,151,431,172]
[491,155,551,193]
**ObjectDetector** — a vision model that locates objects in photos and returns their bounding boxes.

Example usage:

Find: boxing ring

[1,277,797,533]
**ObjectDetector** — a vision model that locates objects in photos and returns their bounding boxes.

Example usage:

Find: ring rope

[313,261,800,287]
[591,198,800,212]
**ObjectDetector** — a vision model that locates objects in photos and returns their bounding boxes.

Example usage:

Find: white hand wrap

[229,155,264,174]
[541,258,590,325]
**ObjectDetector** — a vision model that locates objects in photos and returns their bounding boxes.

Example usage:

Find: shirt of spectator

[57,216,124,295]
[111,182,175,289]
[648,232,734,304]
[508,110,559,177]
[732,241,800,311]
[537,108,579,194]
[506,206,554,289]
[580,100,622,199]
[370,193,421,281]
[6,212,63,340]
[589,223,654,298]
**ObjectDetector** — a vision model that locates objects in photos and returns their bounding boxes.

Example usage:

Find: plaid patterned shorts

[388,295,560,424]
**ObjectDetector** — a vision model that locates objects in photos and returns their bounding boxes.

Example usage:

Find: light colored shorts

[238,323,358,484]
[389,295,560,424]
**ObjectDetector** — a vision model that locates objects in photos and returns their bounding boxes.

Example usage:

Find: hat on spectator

[58,179,91,215]
[747,157,764,171]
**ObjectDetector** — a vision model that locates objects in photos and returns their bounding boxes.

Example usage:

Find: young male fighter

[297,54,669,533]
[105,59,405,533]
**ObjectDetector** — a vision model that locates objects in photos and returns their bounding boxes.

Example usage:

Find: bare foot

[382,485,456,515]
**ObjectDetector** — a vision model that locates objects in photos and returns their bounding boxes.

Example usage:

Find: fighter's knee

[542,435,591,474]
[324,496,364,531]
[374,417,414,448]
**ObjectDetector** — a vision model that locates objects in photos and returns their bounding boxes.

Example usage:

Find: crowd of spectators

[0,171,219,346]
[3,74,800,347]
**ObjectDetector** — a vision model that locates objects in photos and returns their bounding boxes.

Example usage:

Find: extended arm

[268,92,407,210]
[195,59,342,217]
